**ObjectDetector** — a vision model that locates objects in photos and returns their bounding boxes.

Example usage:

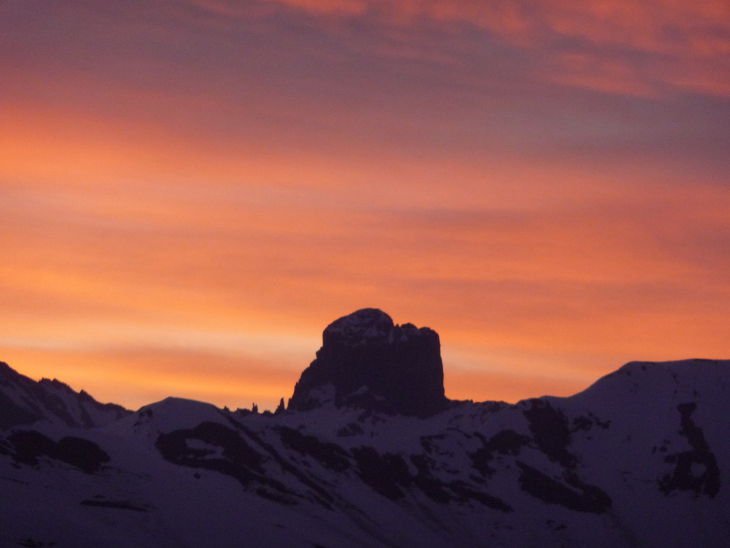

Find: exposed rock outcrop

[289,309,448,417]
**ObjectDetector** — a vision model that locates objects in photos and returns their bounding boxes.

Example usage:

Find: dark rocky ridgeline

[0,361,129,429]
[288,309,448,417]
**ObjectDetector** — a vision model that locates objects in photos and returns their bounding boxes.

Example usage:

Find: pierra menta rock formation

[0,308,728,547]
[289,308,447,417]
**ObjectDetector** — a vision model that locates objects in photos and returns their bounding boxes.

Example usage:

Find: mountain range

[1,308,728,547]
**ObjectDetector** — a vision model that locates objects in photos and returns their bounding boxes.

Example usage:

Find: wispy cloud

[1,0,728,406]
[186,0,730,96]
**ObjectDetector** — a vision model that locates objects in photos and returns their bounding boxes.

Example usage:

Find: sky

[1,0,729,411]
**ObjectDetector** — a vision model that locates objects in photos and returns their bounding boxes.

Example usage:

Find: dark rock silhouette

[275,398,286,414]
[0,361,129,429]
[659,402,720,497]
[289,309,447,417]
[7,430,110,473]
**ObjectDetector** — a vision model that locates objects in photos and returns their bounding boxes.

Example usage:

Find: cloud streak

[1,0,728,407]
[187,0,730,96]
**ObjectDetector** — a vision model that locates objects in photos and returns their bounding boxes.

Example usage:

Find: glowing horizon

[1,0,728,411]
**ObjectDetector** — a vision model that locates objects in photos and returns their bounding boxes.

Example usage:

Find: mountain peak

[0,361,17,378]
[289,309,447,417]
[323,308,394,346]
[0,361,130,429]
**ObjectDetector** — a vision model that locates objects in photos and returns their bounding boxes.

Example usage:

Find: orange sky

[1,0,729,410]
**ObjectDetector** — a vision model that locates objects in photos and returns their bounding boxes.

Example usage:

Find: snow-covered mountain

[1,309,728,547]
[0,361,129,430]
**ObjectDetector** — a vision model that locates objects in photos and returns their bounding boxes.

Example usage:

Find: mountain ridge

[1,309,728,546]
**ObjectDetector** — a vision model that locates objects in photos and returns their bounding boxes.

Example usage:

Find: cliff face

[288,309,447,417]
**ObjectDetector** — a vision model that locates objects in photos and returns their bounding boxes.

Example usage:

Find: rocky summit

[288,308,448,417]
